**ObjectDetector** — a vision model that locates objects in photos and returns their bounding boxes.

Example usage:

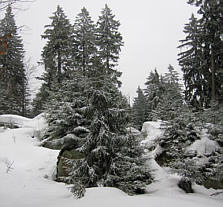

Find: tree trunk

[57,50,61,83]
[211,45,216,105]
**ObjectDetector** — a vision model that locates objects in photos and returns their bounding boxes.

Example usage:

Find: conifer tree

[178,14,210,108]
[41,5,74,84]
[96,4,123,87]
[43,70,89,142]
[132,86,148,130]
[155,65,183,120]
[179,0,223,107]
[32,5,74,115]
[144,69,165,120]
[0,5,27,115]
[69,60,152,197]
[73,7,97,77]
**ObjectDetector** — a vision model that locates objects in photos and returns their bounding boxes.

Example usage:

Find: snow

[0,114,47,130]
[0,117,222,207]
[141,121,164,152]
[141,121,163,142]
[186,129,220,156]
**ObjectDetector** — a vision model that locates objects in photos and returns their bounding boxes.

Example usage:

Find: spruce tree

[0,5,27,116]
[32,5,74,115]
[132,86,148,130]
[96,4,123,87]
[43,70,89,142]
[178,14,210,108]
[73,7,97,77]
[69,60,152,197]
[144,69,165,120]
[179,0,223,107]
[155,65,183,120]
[197,0,223,104]
[41,5,74,84]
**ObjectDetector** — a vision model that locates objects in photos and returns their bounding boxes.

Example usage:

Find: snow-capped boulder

[186,137,219,156]
[41,134,83,150]
[141,121,163,140]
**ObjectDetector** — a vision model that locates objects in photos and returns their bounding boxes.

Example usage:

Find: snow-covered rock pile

[141,121,223,197]
[142,120,223,191]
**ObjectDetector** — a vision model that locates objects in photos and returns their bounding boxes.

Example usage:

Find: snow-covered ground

[0,115,222,207]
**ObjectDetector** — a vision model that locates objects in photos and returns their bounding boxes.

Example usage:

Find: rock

[56,146,85,182]
[178,177,194,193]
[41,134,83,150]
[155,151,174,166]
[185,150,197,158]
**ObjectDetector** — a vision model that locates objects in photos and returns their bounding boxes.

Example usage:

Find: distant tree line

[131,65,183,130]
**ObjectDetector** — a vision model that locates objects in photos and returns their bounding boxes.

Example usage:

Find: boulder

[41,134,83,150]
[155,151,174,166]
[56,145,85,182]
[178,177,194,193]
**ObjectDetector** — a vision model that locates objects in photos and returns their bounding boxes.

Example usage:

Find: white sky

[14,0,196,100]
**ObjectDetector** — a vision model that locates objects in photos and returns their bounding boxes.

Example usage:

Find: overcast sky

[14,0,196,100]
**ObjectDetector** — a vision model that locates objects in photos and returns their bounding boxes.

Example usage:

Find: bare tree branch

[0,0,34,11]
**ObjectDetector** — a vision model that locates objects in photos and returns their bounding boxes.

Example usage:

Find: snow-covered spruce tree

[69,58,152,198]
[0,5,28,116]
[144,69,165,121]
[96,4,123,87]
[43,70,90,144]
[155,106,201,166]
[132,86,148,130]
[73,7,97,78]
[32,5,74,115]
[154,65,183,121]
[179,0,223,107]
[178,14,209,108]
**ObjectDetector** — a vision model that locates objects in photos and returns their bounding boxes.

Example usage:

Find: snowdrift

[0,116,222,207]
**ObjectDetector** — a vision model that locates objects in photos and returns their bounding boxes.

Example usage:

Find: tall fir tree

[41,5,74,84]
[179,0,223,107]
[132,86,148,130]
[43,70,90,143]
[32,5,74,115]
[69,59,152,197]
[144,69,165,120]
[155,65,183,120]
[0,5,28,116]
[73,7,97,78]
[96,4,123,87]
